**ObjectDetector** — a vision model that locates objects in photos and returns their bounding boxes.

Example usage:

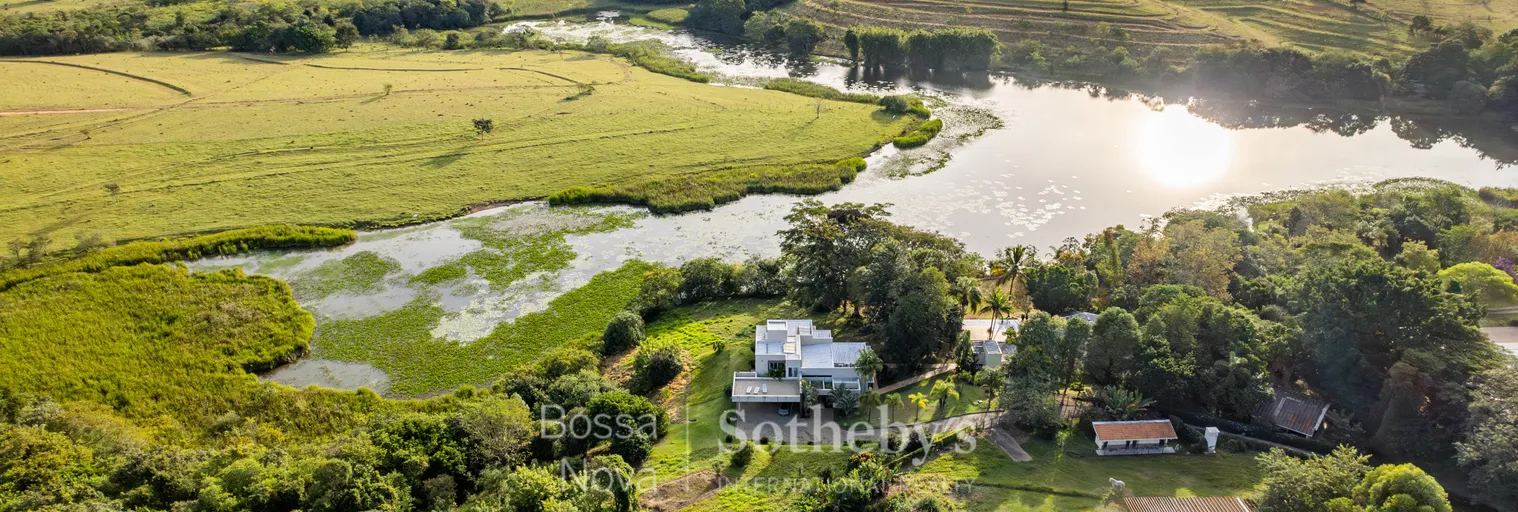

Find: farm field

[0,44,911,248]
[792,0,1515,60]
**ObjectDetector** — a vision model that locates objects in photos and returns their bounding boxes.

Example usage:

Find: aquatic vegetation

[315,261,654,397]
[892,118,943,148]
[444,207,638,292]
[291,251,402,301]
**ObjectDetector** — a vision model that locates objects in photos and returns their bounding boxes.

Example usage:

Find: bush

[731,441,755,466]
[632,345,685,394]
[601,311,645,355]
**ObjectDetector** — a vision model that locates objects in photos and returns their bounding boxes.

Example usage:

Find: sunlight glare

[1133,105,1234,188]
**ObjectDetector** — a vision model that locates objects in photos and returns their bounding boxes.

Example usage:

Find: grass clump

[892,118,943,149]
[548,158,870,214]
[0,225,354,291]
[0,264,312,426]
[646,8,689,25]
[763,78,879,104]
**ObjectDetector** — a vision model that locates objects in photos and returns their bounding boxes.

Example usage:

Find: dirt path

[0,107,147,116]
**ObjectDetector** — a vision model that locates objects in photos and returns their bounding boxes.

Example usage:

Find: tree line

[845,26,1000,72]
[0,0,502,56]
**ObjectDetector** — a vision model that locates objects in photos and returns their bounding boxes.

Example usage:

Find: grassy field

[901,433,1265,511]
[0,264,311,425]
[0,44,911,249]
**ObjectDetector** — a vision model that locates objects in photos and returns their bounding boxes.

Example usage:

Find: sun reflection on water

[1134,105,1234,188]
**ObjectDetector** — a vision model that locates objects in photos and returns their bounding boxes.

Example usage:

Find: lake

[200,20,1518,393]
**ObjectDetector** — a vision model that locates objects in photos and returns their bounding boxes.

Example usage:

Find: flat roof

[1093,420,1178,442]
[731,377,800,402]
[799,342,868,368]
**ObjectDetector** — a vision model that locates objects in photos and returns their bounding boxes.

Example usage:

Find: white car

[778,404,791,416]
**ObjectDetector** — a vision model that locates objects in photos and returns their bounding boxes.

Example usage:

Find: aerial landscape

[2,0,1517,510]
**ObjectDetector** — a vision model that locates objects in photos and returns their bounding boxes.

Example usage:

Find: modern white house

[731,320,873,409]
[962,318,1019,369]
[1091,420,1179,456]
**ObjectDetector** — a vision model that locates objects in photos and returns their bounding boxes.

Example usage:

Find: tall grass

[548,158,870,213]
[0,264,313,427]
[0,225,354,290]
[893,118,943,148]
[763,78,880,104]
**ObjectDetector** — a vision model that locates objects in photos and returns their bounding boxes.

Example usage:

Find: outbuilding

[1091,419,1178,455]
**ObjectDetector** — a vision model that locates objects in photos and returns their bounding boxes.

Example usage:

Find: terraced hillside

[0,45,912,247]
[795,0,1516,59]
[795,0,1231,58]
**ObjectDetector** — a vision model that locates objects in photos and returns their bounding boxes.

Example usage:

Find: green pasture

[0,45,911,248]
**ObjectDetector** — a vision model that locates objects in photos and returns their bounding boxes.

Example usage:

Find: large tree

[1455,364,1518,509]
[1083,307,1140,385]
[1298,259,1499,454]
[1256,446,1370,512]
[1024,264,1092,314]
[778,201,890,312]
[882,268,961,367]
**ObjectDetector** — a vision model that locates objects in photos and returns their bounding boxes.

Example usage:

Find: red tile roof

[1092,420,1177,441]
[1124,497,1253,512]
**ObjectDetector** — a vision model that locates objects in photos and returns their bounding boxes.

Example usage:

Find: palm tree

[979,288,1013,339]
[881,393,903,427]
[907,392,930,422]
[975,369,1005,412]
[929,380,960,418]
[954,276,984,313]
[990,245,1031,290]
[860,390,880,425]
[1097,386,1155,421]
[854,348,884,391]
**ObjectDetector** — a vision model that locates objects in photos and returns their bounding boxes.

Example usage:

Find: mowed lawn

[902,433,1265,511]
[0,45,910,246]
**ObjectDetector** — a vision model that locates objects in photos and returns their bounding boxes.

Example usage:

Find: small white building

[732,320,873,408]
[962,318,1018,369]
[1092,420,1178,456]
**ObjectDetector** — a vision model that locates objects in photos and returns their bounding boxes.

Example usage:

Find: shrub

[601,311,645,355]
[731,441,755,466]
[632,345,685,394]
